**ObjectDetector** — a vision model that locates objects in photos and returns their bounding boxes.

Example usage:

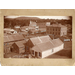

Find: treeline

[4,18,30,28]
[4,17,72,28]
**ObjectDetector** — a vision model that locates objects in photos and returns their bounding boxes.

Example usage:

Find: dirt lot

[45,49,72,58]
[4,52,29,58]
[46,41,72,59]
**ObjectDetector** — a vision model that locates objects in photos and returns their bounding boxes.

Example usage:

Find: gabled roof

[31,38,64,52]
[30,37,42,45]
[21,26,29,29]
[4,36,9,42]
[14,40,26,48]
[8,35,15,41]
[32,41,54,52]
[30,35,51,45]
[39,35,52,42]
[12,34,24,41]
[52,38,64,47]
[4,34,25,42]
[4,35,14,42]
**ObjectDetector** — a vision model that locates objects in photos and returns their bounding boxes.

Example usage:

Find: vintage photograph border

[0,9,75,66]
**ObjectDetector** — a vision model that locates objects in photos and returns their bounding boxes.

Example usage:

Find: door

[35,52,37,57]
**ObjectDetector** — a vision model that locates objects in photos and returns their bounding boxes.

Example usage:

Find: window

[39,52,41,57]
[52,49,53,52]
[32,50,34,55]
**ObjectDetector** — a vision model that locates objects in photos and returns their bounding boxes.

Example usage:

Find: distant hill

[14,17,40,21]
[4,16,72,28]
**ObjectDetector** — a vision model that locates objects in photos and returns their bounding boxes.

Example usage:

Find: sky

[5,16,70,20]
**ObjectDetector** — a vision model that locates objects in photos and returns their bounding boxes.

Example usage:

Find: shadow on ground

[46,50,72,58]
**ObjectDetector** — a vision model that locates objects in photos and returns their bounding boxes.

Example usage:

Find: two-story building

[46,24,67,37]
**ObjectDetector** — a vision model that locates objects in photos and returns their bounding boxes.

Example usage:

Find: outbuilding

[12,40,26,54]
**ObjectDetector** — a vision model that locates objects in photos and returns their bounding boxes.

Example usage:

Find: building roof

[39,28,46,31]
[4,28,14,31]
[4,33,8,36]
[39,35,51,42]
[37,22,46,24]
[30,37,42,45]
[12,34,24,41]
[30,29,39,33]
[14,26,20,28]
[15,40,25,48]
[31,37,64,52]
[21,26,29,28]
[52,38,64,47]
[30,35,52,45]
[4,35,15,42]
[4,36,9,42]
[37,22,46,28]
[32,41,54,52]
[8,35,15,41]
[4,34,25,42]
[47,24,67,28]
[19,31,28,35]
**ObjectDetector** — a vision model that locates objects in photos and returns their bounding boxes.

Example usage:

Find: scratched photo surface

[4,16,72,59]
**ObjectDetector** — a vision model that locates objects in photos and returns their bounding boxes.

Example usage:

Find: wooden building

[4,28,15,34]
[26,35,64,58]
[4,34,25,54]
[12,40,26,54]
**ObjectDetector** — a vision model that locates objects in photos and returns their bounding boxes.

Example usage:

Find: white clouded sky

[5,16,70,20]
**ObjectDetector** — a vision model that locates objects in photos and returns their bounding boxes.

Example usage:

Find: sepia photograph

[4,16,72,59]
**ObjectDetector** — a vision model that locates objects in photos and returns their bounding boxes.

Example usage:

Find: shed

[12,40,26,54]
